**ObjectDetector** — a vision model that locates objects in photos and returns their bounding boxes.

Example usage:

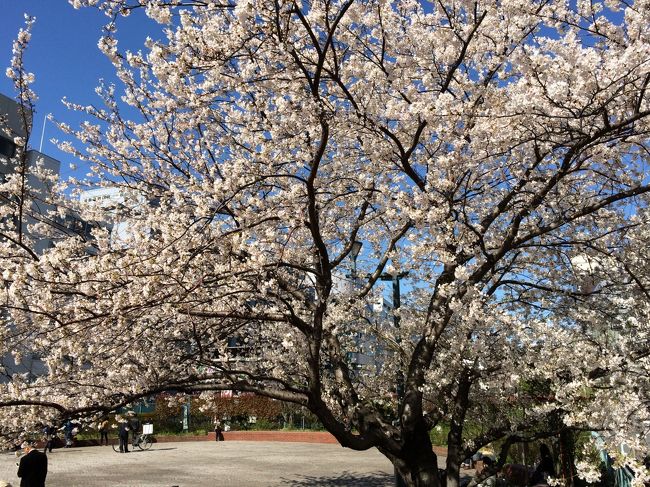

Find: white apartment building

[79,186,145,246]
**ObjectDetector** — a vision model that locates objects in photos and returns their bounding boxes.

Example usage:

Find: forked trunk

[391,427,441,487]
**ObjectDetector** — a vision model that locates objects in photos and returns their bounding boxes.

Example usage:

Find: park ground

[0,440,444,486]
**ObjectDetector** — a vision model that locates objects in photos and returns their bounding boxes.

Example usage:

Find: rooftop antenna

[38,113,47,152]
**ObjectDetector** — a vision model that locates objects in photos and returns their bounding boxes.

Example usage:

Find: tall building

[0,93,61,380]
[0,92,29,158]
[0,93,61,255]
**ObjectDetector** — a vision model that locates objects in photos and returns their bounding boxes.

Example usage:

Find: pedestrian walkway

[0,440,428,486]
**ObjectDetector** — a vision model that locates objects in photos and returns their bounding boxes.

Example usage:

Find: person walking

[62,420,74,448]
[98,417,109,446]
[17,441,47,487]
[118,421,130,453]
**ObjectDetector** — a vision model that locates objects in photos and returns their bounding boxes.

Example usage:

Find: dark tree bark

[558,429,576,487]
[446,369,473,487]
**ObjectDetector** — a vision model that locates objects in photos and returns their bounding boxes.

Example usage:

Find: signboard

[182,404,189,431]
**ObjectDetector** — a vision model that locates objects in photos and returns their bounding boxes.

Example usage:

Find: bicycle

[112,432,153,452]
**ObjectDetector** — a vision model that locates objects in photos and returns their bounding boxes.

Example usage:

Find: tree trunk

[389,426,441,487]
[446,370,473,487]
[445,424,462,487]
[558,429,575,487]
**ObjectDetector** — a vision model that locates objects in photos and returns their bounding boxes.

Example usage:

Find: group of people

[7,419,84,487]
[41,413,142,453]
[213,417,227,441]
[5,420,80,487]
[37,416,114,454]
[463,443,556,487]
[10,413,142,486]
[38,419,78,454]
[6,428,567,487]
[42,413,140,453]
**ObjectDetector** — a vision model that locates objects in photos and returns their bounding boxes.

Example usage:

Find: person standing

[127,413,140,448]
[530,444,555,486]
[213,417,224,442]
[98,417,109,446]
[41,426,55,454]
[17,442,47,487]
[118,421,130,453]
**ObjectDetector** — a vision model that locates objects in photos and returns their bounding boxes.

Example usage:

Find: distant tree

[1,2,650,486]
[198,393,283,423]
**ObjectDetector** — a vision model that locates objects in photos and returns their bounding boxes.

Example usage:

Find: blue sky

[0,1,160,177]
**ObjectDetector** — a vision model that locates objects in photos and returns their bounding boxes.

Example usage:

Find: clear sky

[0,0,160,178]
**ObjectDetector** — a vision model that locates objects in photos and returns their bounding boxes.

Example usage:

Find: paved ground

[0,440,447,486]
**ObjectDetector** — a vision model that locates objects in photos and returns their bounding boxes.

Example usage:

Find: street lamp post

[380,273,407,397]
[350,240,363,277]
[380,272,408,487]
[350,241,407,487]
[348,241,364,369]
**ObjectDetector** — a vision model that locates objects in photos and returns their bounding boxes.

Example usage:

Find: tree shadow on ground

[283,471,393,486]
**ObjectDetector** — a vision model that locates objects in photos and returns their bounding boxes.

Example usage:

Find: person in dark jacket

[42,426,55,454]
[530,444,555,485]
[128,413,140,448]
[213,418,224,442]
[17,442,47,487]
[118,421,130,453]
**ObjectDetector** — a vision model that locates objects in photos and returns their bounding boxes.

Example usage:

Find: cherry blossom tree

[2,1,650,486]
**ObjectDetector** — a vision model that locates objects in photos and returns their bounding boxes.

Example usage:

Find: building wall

[0,92,29,138]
